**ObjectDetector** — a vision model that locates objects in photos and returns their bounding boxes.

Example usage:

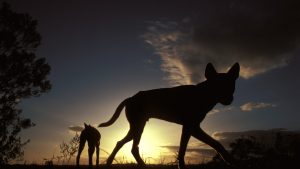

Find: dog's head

[205,63,240,105]
[84,123,93,130]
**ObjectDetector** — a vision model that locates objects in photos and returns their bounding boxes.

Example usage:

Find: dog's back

[126,61,239,124]
[127,83,214,124]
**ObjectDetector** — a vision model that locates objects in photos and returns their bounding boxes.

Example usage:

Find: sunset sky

[6,0,300,164]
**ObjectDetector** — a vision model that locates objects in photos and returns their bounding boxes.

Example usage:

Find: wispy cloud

[208,106,234,116]
[240,102,276,112]
[68,125,84,132]
[206,102,275,115]
[161,145,216,156]
[143,1,300,85]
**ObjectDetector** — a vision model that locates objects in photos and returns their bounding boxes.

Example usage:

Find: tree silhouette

[0,2,51,164]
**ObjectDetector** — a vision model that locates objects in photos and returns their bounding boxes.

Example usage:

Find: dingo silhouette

[76,123,101,167]
[99,63,239,169]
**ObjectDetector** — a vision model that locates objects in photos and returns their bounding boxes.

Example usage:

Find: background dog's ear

[205,63,217,79]
[228,62,240,80]
[84,123,88,128]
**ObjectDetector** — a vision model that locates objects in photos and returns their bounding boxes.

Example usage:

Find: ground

[1,164,232,169]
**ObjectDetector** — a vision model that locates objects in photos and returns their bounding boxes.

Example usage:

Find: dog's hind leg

[106,128,134,165]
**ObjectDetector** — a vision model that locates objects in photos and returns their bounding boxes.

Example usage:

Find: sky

[5,0,300,165]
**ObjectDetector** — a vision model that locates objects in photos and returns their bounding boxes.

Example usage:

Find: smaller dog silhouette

[76,123,101,167]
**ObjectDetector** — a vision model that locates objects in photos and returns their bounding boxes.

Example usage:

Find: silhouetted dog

[76,123,101,167]
[99,63,239,169]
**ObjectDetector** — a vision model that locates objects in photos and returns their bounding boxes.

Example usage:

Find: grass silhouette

[2,163,231,169]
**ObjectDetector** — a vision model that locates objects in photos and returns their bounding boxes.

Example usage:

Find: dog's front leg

[178,126,191,169]
[191,127,234,165]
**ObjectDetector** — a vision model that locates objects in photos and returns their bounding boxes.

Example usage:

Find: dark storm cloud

[144,0,300,85]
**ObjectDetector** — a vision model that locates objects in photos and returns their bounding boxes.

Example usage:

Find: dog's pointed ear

[205,63,217,79]
[84,123,88,128]
[228,62,240,80]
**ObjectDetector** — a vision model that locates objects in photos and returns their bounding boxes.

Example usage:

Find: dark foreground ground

[0,164,233,169]
[1,162,298,169]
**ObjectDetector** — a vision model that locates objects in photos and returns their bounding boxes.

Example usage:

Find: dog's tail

[98,98,129,127]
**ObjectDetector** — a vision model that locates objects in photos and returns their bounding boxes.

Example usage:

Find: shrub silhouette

[59,133,80,164]
[212,133,300,169]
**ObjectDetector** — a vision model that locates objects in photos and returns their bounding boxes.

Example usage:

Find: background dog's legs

[76,139,85,166]
[88,145,95,166]
[96,142,100,166]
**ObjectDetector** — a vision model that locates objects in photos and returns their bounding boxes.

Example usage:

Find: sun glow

[95,118,179,164]
[112,125,171,164]
[139,128,166,159]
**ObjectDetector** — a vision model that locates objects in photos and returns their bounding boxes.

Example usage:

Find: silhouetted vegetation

[60,133,80,165]
[212,133,300,169]
[0,2,51,164]
[0,164,228,169]
[2,132,300,168]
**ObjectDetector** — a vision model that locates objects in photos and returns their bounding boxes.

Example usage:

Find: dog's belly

[128,85,216,125]
[146,104,208,125]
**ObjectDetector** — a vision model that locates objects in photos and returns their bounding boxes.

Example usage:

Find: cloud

[240,102,276,112]
[143,0,300,85]
[208,106,234,116]
[68,125,84,132]
[160,145,217,160]
[206,102,275,115]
